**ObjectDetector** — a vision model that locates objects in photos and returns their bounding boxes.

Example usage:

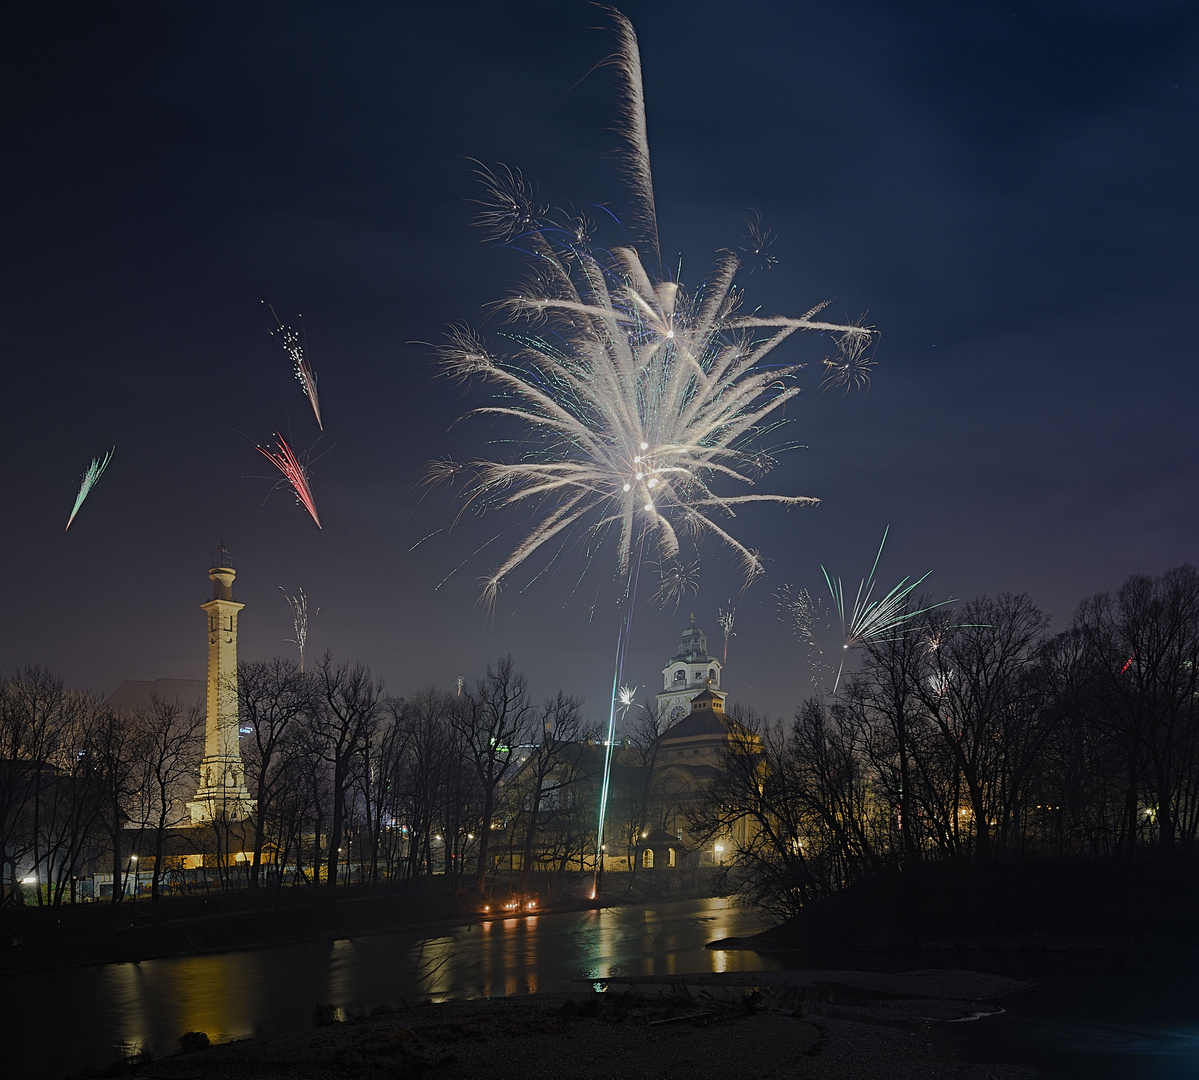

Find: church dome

[671,615,717,664]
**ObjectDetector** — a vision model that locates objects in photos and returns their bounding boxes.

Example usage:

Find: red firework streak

[258,434,322,528]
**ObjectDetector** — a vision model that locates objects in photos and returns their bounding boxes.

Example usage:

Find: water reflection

[5,897,770,1078]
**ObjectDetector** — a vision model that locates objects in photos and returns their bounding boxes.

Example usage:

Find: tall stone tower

[188,544,255,824]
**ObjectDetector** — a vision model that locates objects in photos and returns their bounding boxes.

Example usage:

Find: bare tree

[453,657,536,894]
[132,698,203,903]
[238,657,311,887]
[513,691,583,893]
[916,594,1049,858]
[1075,565,1199,857]
[395,687,455,883]
[311,655,385,893]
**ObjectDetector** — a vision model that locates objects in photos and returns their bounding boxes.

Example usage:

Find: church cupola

[655,614,726,730]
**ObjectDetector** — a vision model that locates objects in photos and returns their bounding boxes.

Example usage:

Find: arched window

[674,670,685,683]
[642,848,654,869]
[709,668,716,681]
[667,847,676,868]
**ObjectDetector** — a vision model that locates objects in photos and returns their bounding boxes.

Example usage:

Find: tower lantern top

[208,542,236,601]
[671,615,716,665]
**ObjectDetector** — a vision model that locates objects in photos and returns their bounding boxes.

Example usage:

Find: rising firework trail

[434,10,876,891]
[718,606,736,664]
[823,526,950,693]
[65,447,115,530]
[267,306,323,431]
[258,433,322,528]
[280,586,315,671]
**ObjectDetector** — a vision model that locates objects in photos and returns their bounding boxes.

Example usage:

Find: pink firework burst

[258,433,322,528]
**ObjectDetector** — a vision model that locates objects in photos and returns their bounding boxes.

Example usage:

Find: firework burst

[65,447,115,530]
[435,8,876,892]
[436,16,874,609]
[777,583,834,690]
[822,526,951,693]
[652,557,700,611]
[268,307,323,431]
[718,606,736,664]
[258,433,322,528]
[280,587,315,671]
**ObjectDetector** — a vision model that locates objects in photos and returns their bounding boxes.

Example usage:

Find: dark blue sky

[3,0,1197,723]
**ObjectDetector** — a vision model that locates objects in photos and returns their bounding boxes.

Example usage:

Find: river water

[7,897,775,1078]
[9,898,1199,1079]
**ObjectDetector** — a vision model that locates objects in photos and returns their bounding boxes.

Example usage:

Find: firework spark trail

[652,557,700,611]
[280,586,315,671]
[258,433,322,528]
[777,583,834,690]
[718,606,736,664]
[268,307,323,431]
[65,447,115,530]
[822,525,950,694]
[592,530,646,898]
[436,10,876,890]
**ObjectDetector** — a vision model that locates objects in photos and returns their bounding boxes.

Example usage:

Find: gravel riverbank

[75,968,1035,1080]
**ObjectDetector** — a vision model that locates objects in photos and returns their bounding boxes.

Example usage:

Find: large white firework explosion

[434,10,874,608]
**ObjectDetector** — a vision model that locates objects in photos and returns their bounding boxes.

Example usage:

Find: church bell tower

[655,614,728,730]
[188,544,255,823]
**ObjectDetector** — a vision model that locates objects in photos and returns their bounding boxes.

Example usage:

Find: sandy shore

[98,968,1038,1080]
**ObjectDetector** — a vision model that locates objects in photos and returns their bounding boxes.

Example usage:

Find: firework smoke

[65,447,115,531]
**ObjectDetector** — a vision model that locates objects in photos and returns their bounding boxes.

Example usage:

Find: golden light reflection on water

[57,897,772,1075]
[108,963,150,1052]
[105,950,268,1054]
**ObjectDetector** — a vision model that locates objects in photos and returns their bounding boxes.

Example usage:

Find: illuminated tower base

[187,545,256,824]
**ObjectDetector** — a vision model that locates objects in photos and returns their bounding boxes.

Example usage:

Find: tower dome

[654,613,726,730]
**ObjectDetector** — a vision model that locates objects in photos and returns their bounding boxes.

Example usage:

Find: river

[6,897,775,1078]
[9,898,1199,1079]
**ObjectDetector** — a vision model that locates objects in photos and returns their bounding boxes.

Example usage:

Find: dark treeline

[5,565,1199,922]
[0,654,595,905]
[690,565,1199,920]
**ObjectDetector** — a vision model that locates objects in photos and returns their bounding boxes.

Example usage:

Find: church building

[637,615,754,872]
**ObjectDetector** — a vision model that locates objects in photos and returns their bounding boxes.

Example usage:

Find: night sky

[4,0,1198,725]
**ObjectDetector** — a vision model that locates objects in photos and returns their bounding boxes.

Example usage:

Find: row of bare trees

[0,668,200,904]
[692,566,1199,918]
[0,653,597,905]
